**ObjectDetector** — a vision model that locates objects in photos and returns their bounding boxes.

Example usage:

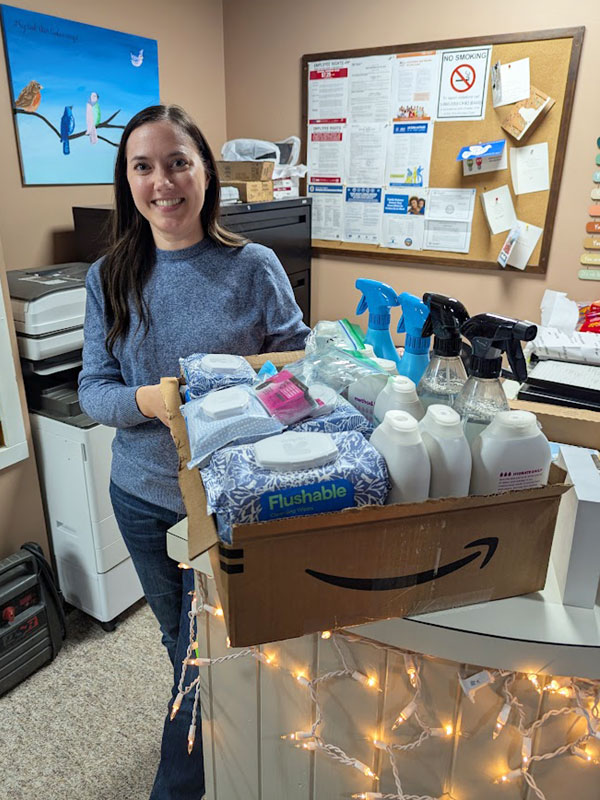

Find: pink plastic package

[254,370,317,425]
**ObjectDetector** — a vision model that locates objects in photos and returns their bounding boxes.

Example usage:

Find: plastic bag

[304,319,365,356]
[221,139,280,163]
[285,346,386,394]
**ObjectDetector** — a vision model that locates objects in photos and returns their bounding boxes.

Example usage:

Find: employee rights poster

[343,187,383,244]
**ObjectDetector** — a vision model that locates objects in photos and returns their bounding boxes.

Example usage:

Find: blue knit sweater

[78,239,309,513]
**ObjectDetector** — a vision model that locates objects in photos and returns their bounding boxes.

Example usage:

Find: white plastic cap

[373,357,398,375]
[488,410,540,438]
[381,410,422,445]
[420,404,463,438]
[200,386,249,419]
[389,376,418,396]
[200,353,246,374]
[254,432,339,471]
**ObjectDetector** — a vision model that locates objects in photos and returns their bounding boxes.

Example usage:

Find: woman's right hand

[135,384,170,427]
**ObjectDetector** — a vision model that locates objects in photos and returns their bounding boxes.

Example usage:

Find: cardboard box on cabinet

[220,180,274,203]
[161,354,569,647]
[216,160,275,182]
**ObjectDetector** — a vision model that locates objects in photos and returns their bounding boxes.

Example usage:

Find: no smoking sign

[450,63,476,93]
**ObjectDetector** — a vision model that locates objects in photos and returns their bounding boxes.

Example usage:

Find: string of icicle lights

[173,566,600,799]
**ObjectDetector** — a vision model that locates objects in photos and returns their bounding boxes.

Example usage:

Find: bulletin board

[302,28,584,273]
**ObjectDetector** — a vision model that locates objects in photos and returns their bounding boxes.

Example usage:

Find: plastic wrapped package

[179,352,256,399]
[284,346,387,395]
[290,396,374,438]
[182,385,284,469]
[201,431,390,543]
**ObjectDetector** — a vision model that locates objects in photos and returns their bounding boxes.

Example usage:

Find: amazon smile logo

[305,537,498,591]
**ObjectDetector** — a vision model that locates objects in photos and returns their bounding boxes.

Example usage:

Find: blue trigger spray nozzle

[396,292,431,384]
[355,279,401,366]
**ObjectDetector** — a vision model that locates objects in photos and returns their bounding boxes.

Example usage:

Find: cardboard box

[217,160,275,182]
[221,180,273,203]
[551,445,600,609]
[509,398,600,450]
[161,358,568,647]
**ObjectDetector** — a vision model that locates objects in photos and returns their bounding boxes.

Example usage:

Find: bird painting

[130,49,144,67]
[85,92,100,145]
[60,106,75,155]
[14,80,43,113]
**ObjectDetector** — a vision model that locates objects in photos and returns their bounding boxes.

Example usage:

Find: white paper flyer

[343,187,383,244]
[386,121,434,188]
[436,46,492,121]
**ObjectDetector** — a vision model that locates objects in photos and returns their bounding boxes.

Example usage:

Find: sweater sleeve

[78,263,150,428]
[259,248,310,353]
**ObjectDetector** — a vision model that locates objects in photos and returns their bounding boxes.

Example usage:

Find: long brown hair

[100,104,247,356]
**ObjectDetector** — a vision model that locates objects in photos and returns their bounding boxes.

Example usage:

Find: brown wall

[222,0,600,333]
[0,0,228,270]
[0,237,48,558]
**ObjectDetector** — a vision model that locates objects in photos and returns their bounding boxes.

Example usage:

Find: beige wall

[223,0,600,334]
[0,0,228,270]
[0,237,48,558]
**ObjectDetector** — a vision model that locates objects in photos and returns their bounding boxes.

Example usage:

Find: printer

[7,263,142,630]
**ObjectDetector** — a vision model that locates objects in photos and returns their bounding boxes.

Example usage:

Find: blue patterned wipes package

[182,385,284,469]
[180,352,257,399]
[200,431,390,544]
[290,396,374,438]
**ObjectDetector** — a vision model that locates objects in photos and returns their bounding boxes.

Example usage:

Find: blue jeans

[110,481,205,800]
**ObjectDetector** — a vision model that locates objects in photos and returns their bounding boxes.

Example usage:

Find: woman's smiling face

[126,120,208,250]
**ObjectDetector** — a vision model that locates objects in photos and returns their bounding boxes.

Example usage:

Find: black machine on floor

[0,544,66,696]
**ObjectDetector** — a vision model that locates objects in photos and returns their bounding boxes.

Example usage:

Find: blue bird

[60,106,75,155]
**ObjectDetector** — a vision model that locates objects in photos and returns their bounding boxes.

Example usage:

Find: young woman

[78,104,309,799]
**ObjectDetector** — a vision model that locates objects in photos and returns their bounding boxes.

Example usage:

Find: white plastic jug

[370,410,430,504]
[373,376,425,426]
[419,405,472,498]
[470,410,551,496]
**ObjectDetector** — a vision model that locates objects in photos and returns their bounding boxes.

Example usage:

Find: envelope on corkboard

[501,86,555,142]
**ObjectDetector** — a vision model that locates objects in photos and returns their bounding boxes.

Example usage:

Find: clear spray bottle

[454,313,537,445]
[417,293,470,409]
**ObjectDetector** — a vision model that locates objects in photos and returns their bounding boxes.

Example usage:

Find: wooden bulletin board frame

[302,27,584,274]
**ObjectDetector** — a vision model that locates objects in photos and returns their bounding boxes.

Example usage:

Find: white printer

[8,263,143,630]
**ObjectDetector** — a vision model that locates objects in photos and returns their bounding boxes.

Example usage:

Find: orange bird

[15,81,43,113]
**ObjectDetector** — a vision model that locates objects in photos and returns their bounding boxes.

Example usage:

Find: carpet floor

[0,600,173,800]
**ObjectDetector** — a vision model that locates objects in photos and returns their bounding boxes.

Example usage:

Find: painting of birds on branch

[1,5,159,184]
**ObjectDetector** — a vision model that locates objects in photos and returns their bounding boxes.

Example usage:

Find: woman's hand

[135,384,170,427]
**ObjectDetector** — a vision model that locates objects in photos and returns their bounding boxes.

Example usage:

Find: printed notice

[382,192,426,250]
[391,51,440,122]
[492,58,530,108]
[307,123,345,185]
[345,123,388,186]
[343,187,383,244]
[386,121,434,188]
[506,221,543,270]
[481,184,516,235]
[308,184,344,241]
[436,46,492,121]
[349,55,393,123]
[424,188,476,253]
[308,59,350,124]
[510,143,550,195]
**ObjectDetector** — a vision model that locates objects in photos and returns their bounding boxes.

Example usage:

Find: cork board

[303,28,584,273]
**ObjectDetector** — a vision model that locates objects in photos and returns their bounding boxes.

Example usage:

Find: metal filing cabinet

[72,198,313,325]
